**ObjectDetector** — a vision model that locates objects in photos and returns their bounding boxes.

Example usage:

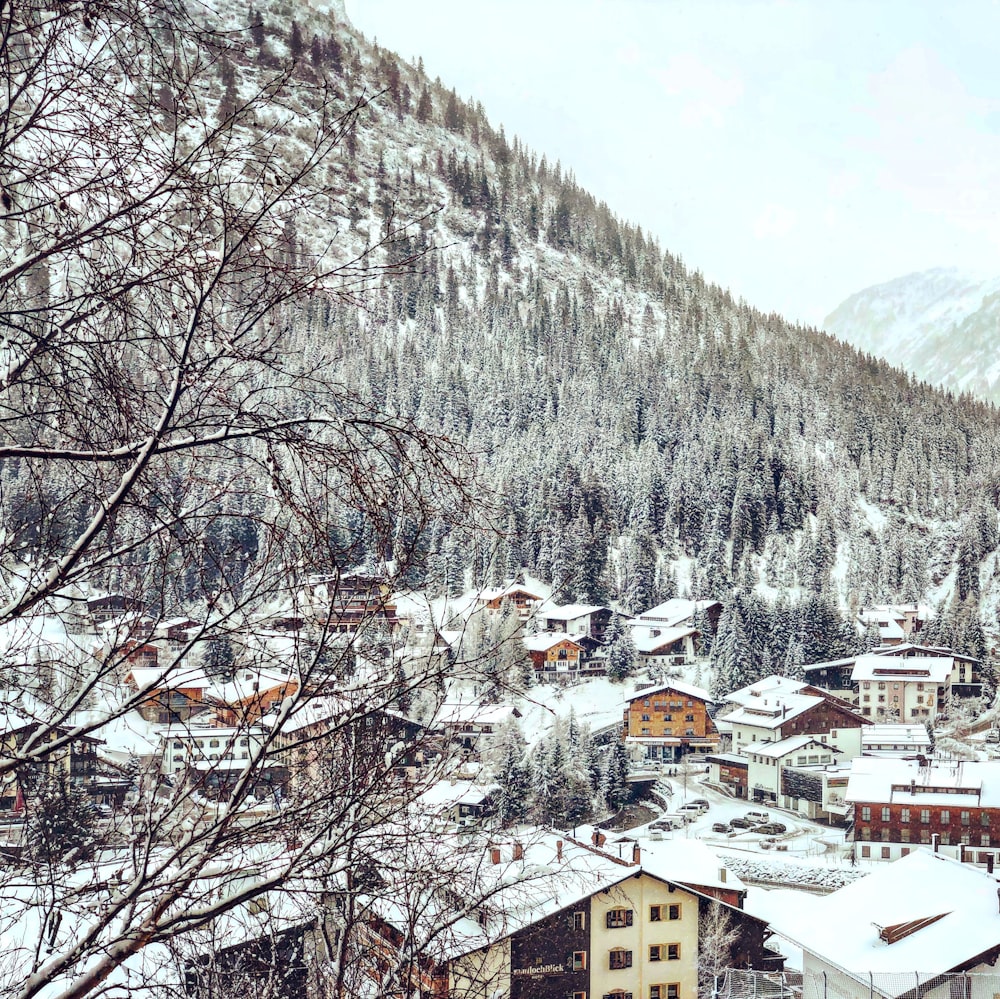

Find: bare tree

[0,2,481,997]
[698,899,741,998]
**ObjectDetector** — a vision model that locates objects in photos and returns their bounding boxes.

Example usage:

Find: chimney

[513,842,524,861]
[910,779,916,795]
[932,833,939,854]
[989,855,995,874]
[632,844,641,866]
[996,886,1000,913]
[490,847,501,865]
[556,840,563,862]
[592,828,601,847]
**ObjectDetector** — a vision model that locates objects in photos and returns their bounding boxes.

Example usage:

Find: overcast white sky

[344,0,1000,327]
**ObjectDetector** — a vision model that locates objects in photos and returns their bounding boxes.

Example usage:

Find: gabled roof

[523,631,584,652]
[543,603,609,621]
[630,625,698,654]
[851,655,953,683]
[633,598,720,627]
[625,679,714,705]
[725,675,810,705]
[477,583,543,603]
[757,849,1000,985]
[873,643,980,666]
[437,702,521,726]
[724,691,820,730]
[744,734,836,759]
[124,665,212,693]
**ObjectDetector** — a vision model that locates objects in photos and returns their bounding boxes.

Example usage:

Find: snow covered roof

[861,724,933,750]
[851,655,953,683]
[630,624,697,654]
[760,849,1000,983]
[522,631,583,652]
[625,679,713,705]
[725,675,810,705]
[414,779,497,811]
[124,664,212,693]
[845,757,1000,807]
[370,830,752,963]
[543,603,607,621]
[874,643,979,665]
[744,735,835,759]
[477,583,543,603]
[723,691,821,730]
[437,701,520,726]
[801,656,859,673]
[634,598,719,627]
[858,609,907,641]
[207,667,296,706]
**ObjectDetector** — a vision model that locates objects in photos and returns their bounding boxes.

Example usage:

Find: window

[573,911,587,931]
[642,714,651,722]
[881,806,890,821]
[982,813,991,828]
[649,945,665,962]
[961,811,971,826]
[572,951,587,971]
[861,806,871,821]
[901,808,910,823]
[685,714,694,722]
[668,903,681,920]
[209,739,220,748]
[603,993,630,999]
[920,829,931,844]
[861,845,871,858]
[667,944,680,960]
[573,993,587,999]
[607,908,633,929]
[982,834,991,847]
[941,810,950,824]
[901,828,911,843]
[881,846,890,859]
[921,809,930,823]
[941,832,951,845]
[609,948,632,970]
[650,905,662,921]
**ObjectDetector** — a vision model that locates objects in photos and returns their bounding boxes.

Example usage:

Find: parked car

[987,729,1000,744]
[729,817,752,829]
[711,822,731,833]
[756,822,787,835]
[677,803,703,817]
[659,813,692,828]
[689,798,710,811]
[648,828,664,841]
[744,810,770,824]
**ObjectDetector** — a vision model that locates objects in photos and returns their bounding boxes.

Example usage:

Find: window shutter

[625,909,633,926]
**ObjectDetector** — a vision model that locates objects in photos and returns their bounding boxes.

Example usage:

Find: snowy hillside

[824,269,1000,403]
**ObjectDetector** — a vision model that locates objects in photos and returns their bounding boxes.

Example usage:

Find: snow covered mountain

[824,269,1000,404]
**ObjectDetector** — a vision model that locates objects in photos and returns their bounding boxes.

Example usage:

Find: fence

[716,968,1000,999]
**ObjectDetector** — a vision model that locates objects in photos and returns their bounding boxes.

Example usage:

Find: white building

[756,849,1000,997]
[851,654,952,720]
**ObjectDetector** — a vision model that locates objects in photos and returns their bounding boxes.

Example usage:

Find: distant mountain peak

[824,268,1000,403]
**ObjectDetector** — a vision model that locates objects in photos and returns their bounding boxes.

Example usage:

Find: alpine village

[3,3,1000,999]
